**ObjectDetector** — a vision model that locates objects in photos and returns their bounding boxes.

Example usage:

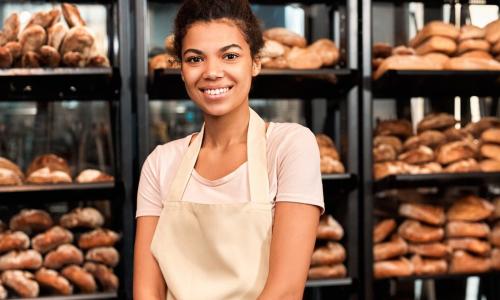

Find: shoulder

[143,134,192,170]
[267,122,317,150]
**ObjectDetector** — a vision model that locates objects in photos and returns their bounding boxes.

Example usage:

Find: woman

[134,0,324,299]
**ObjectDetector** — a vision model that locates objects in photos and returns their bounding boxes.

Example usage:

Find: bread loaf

[407,242,451,258]
[398,220,444,243]
[26,8,60,29]
[493,40,500,54]
[415,36,457,56]
[485,19,500,45]
[47,22,67,51]
[60,207,104,229]
[44,244,84,269]
[308,39,339,66]
[375,119,413,138]
[39,45,61,67]
[444,127,474,142]
[308,264,346,279]
[447,195,494,222]
[373,219,396,243]
[409,21,459,48]
[319,145,339,161]
[310,242,346,266]
[449,250,490,274]
[263,28,307,48]
[61,3,86,28]
[78,229,121,250]
[1,270,39,298]
[320,156,345,174]
[446,238,491,256]
[286,47,322,69]
[460,50,493,60]
[374,257,413,279]
[373,136,402,153]
[9,209,53,235]
[491,224,500,247]
[423,52,450,66]
[399,202,445,226]
[374,235,408,261]
[148,53,180,71]
[35,268,73,295]
[458,25,485,41]
[315,134,335,148]
[32,226,74,253]
[0,231,30,253]
[398,145,435,165]
[417,113,457,133]
[0,167,22,186]
[85,247,120,267]
[2,13,20,43]
[444,57,500,70]
[19,25,47,55]
[403,130,446,150]
[0,250,42,270]
[392,45,415,56]
[61,265,96,293]
[373,55,441,80]
[373,144,397,162]
[446,221,490,239]
[0,157,23,180]
[410,255,448,275]
[76,169,114,183]
[261,56,287,69]
[480,144,500,161]
[465,117,500,138]
[83,262,119,291]
[444,158,480,173]
[457,39,490,55]
[436,140,477,165]
[316,215,343,241]
[481,128,500,145]
[373,161,411,180]
[260,40,286,59]
[27,167,72,184]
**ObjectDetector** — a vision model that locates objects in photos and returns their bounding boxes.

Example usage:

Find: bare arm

[133,216,166,300]
[258,202,320,300]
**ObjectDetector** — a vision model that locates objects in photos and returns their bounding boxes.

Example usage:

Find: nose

[203,58,224,80]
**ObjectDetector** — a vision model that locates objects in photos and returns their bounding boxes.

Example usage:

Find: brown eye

[223,53,239,60]
[186,56,203,63]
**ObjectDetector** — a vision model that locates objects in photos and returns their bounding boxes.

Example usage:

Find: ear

[252,58,261,77]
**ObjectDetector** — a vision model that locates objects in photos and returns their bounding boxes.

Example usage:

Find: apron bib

[150,108,273,300]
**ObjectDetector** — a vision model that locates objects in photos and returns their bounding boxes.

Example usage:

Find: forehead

[183,19,250,52]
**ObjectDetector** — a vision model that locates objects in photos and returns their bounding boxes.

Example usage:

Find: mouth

[200,86,233,97]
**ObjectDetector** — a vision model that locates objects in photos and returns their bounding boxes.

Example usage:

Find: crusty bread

[392,45,415,56]
[374,55,441,80]
[457,39,490,54]
[403,130,446,150]
[408,242,451,258]
[409,21,459,48]
[398,145,435,165]
[436,140,477,165]
[399,202,445,226]
[1,270,39,298]
[310,242,346,266]
[460,50,493,60]
[32,226,74,254]
[375,119,413,138]
[26,8,60,29]
[444,158,481,173]
[423,52,450,66]
[308,264,346,279]
[60,207,104,229]
[415,36,457,56]
[78,229,120,249]
[373,161,411,180]
[374,234,408,261]
[447,195,494,222]
[76,169,114,183]
[480,144,500,161]
[0,250,43,270]
[444,127,474,142]
[410,255,448,275]
[465,117,500,138]
[458,25,485,41]
[0,231,30,253]
[35,268,73,295]
[19,25,47,55]
[83,262,119,291]
[61,3,86,28]
[446,221,490,239]
[449,250,491,274]
[47,22,67,51]
[481,128,500,145]
[398,220,444,243]
[373,144,397,163]
[485,19,500,45]
[61,265,96,293]
[373,219,397,243]
[446,238,491,256]
[374,257,413,279]
[308,39,339,66]
[9,209,53,235]
[316,215,343,241]
[320,156,345,174]
[444,57,500,70]
[417,113,457,133]
[44,244,84,269]
[85,247,120,267]
[374,136,403,153]
[263,28,307,48]
[480,159,500,172]
[286,46,322,69]
[26,154,71,179]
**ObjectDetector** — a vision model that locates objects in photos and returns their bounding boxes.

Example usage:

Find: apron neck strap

[167,108,270,204]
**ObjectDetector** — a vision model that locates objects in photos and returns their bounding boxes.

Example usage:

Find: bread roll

[444,57,500,70]
[3,13,20,43]
[21,51,41,68]
[423,52,450,66]
[39,45,61,67]
[32,226,74,254]
[27,167,72,184]
[374,235,408,261]
[10,209,53,235]
[446,238,491,256]
[481,144,500,161]
[444,158,480,173]
[1,270,39,298]
[410,255,448,275]
[373,219,397,243]
[286,46,322,69]
[148,53,180,71]
[485,19,500,45]
[259,40,285,59]
[408,162,443,175]
[315,134,335,148]
[35,268,73,295]
[0,157,23,179]
[78,229,121,250]
[308,39,339,66]
[375,119,413,138]
[415,36,457,56]
[0,167,22,186]
[417,113,457,133]
[408,242,451,258]
[458,25,485,41]
[492,248,500,270]
[87,55,110,68]
[465,117,500,138]
[374,257,413,279]
[316,215,343,241]
[76,169,114,183]
[19,25,47,55]
[26,8,60,29]
[491,224,500,247]
[0,250,42,270]
[373,144,397,163]
[310,242,346,266]
[308,264,346,279]
[373,42,393,58]
[61,3,86,28]
[398,220,444,243]
[403,130,446,150]
[436,140,477,165]
[85,243,119,267]
[447,195,494,222]
[392,45,416,56]
[449,250,490,274]
[47,22,68,51]
[481,128,500,145]
[60,27,94,58]
[26,154,71,179]
[373,55,441,80]
[398,145,434,165]
[60,207,104,229]
[409,21,459,48]
[457,39,490,55]
[373,161,411,180]
[263,28,306,48]
[83,262,119,291]
[0,231,30,253]
[319,145,339,161]
[444,127,474,142]
[373,136,402,153]
[320,156,345,174]
[63,51,86,67]
[446,221,490,239]
[399,202,445,226]
[44,244,84,269]
[460,50,493,60]
[0,47,13,68]
[61,265,96,293]
[261,56,287,69]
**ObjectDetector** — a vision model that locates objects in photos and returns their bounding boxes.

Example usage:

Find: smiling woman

[134,1,324,300]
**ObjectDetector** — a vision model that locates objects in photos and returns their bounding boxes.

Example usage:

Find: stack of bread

[148,34,180,73]
[308,214,347,279]
[374,195,500,279]
[373,114,500,180]
[0,207,120,298]
[0,154,113,186]
[315,134,345,174]
[373,20,500,79]
[260,28,339,69]
[0,3,109,69]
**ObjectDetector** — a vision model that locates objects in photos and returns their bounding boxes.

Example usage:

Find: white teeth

[204,87,229,95]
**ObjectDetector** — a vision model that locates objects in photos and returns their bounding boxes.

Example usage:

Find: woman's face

[181,19,260,117]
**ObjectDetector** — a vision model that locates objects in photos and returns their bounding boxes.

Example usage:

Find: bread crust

[10,209,53,235]
[398,220,444,243]
[375,119,413,138]
[449,250,491,274]
[78,229,120,249]
[316,215,343,241]
[310,242,346,266]
[263,28,307,48]
[415,36,457,56]
[83,262,119,291]
[44,244,84,269]
[60,207,104,229]
[0,250,43,270]
[411,255,448,275]
[409,21,459,48]
[374,257,413,279]
[308,264,346,279]
[32,226,74,254]
[446,238,491,256]
[1,270,39,298]
[373,219,396,243]
[446,221,490,239]
[0,231,30,253]
[399,202,445,225]
[408,242,451,258]
[35,268,73,295]
[447,195,494,222]
[61,265,96,293]
[85,247,120,267]
[374,235,408,261]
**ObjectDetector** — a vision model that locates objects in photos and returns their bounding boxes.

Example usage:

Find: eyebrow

[183,44,242,56]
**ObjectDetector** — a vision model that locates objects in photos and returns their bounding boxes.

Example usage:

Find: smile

[201,86,232,96]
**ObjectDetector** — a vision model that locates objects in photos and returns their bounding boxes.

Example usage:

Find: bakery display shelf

[0,182,116,201]
[373,172,500,191]
[6,292,117,300]
[148,0,342,4]
[322,173,357,191]
[373,70,500,98]
[0,68,120,101]
[149,68,357,99]
[306,277,353,288]
[378,271,500,282]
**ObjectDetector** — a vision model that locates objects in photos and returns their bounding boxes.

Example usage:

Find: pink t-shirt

[136,122,324,217]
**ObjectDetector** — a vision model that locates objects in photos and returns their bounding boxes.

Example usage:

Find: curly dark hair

[174,0,264,60]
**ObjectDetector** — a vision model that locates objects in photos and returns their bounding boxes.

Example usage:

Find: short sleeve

[274,125,325,213]
[136,147,163,217]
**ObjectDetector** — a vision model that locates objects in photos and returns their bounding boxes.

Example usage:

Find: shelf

[373,70,500,98]
[0,182,117,202]
[378,271,500,282]
[322,173,358,191]
[306,277,353,288]
[7,292,117,300]
[0,68,120,101]
[373,172,500,191]
[149,68,357,99]
[148,0,342,4]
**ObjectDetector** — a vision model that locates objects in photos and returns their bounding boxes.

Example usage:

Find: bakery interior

[0,0,499,299]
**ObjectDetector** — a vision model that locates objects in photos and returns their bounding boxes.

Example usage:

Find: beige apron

[151,108,273,300]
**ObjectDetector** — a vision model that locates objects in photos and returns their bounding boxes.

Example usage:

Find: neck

[202,101,250,149]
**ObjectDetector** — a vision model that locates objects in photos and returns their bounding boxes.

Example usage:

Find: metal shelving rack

[133,0,361,299]
[0,0,134,299]
[364,1,500,299]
